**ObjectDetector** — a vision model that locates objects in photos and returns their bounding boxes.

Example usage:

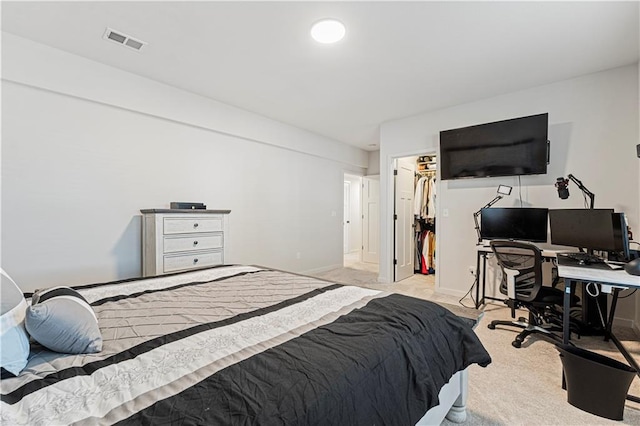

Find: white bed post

[415,368,469,425]
[444,369,468,423]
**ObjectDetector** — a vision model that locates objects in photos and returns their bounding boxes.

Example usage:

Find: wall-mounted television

[439,113,549,180]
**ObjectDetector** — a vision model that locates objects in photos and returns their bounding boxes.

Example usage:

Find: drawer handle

[193,223,199,228]
[193,258,199,264]
[193,241,199,246]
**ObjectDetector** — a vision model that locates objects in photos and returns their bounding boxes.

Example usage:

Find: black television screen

[480,208,549,243]
[440,113,549,180]
[549,209,616,251]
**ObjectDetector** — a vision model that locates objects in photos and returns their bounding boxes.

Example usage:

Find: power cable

[459,275,478,309]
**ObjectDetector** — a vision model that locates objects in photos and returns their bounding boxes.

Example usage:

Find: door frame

[343,180,351,254]
[343,173,363,262]
[385,150,439,284]
[362,175,380,264]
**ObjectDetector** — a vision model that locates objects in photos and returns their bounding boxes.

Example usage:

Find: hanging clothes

[427,231,436,272]
[414,231,422,273]
[420,230,436,274]
[421,230,430,274]
[426,176,436,219]
[414,176,428,216]
[413,227,436,275]
[414,175,435,220]
[421,179,429,218]
[414,162,437,275]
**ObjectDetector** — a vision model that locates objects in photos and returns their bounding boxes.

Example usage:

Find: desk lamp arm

[473,195,503,244]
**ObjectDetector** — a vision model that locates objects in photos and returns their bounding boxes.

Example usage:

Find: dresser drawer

[163,217,223,235]
[163,250,223,273]
[163,233,223,254]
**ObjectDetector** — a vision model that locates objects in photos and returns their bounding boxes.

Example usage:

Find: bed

[1,265,491,425]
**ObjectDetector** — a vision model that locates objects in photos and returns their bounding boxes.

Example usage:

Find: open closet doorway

[393,153,438,288]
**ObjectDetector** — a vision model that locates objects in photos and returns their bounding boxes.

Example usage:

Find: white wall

[1,33,367,292]
[380,65,639,322]
[367,151,380,176]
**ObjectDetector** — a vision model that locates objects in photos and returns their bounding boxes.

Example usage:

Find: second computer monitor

[480,207,549,242]
[549,209,616,251]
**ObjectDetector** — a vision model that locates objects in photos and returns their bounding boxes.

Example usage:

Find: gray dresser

[141,209,230,277]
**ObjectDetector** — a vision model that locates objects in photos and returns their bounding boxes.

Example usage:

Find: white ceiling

[2,1,638,151]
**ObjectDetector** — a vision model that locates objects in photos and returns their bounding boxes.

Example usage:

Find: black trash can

[556,344,637,420]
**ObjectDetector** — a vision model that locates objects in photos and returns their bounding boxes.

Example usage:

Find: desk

[475,245,565,309]
[476,246,609,329]
[559,259,640,398]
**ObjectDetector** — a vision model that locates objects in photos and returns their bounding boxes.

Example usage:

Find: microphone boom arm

[567,174,595,209]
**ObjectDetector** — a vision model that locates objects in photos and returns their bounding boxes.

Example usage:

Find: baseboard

[435,286,469,298]
[302,264,343,275]
[614,317,635,330]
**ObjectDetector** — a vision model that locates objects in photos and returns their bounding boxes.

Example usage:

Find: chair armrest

[503,267,520,299]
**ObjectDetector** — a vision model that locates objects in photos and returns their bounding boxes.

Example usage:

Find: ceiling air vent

[103,28,147,52]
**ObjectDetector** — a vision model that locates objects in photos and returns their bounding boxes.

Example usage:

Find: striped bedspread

[1,265,491,425]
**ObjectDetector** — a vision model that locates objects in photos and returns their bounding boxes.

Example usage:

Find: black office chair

[487,240,579,348]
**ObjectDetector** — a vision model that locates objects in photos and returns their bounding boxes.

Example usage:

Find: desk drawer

[163,217,223,235]
[163,234,223,254]
[163,250,223,273]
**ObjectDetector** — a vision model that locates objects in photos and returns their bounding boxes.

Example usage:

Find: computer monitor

[549,209,617,251]
[480,207,549,242]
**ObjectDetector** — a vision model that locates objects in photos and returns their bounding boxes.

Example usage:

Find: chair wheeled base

[488,309,563,348]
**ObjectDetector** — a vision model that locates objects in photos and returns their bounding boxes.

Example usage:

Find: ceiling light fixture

[310,19,346,44]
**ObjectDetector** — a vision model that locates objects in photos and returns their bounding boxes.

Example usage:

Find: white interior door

[343,181,350,254]
[362,176,380,264]
[394,158,415,281]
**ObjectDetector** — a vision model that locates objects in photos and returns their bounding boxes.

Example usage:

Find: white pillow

[0,269,30,376]
[25,286,102,354]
